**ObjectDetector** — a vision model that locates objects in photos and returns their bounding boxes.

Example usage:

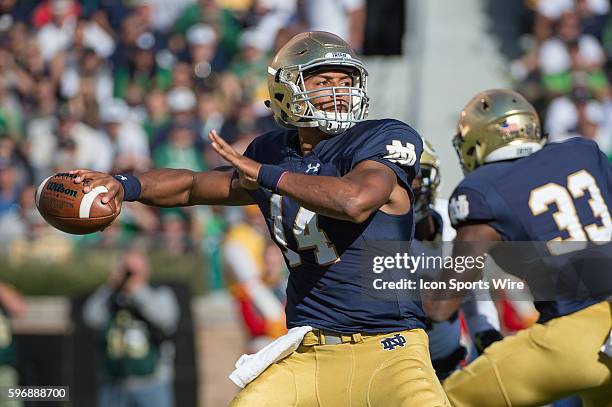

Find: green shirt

[174,4,242,58]
[102,309,160,379]
[153,145,206,172]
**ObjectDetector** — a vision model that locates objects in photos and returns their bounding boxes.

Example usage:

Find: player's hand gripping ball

[35,173,119,234]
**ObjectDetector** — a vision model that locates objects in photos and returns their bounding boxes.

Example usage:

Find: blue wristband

[114,174,141,202]
[257,165,287,193]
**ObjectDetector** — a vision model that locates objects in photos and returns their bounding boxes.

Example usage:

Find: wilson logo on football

[46,182,78,198]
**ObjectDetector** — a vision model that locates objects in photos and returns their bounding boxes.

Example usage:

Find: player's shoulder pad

[543,136,603,159]
[243,129,294,163]
[350,119,423,170]
[354,118,423,147]
[449,172,496,228]
[561,135,600,150]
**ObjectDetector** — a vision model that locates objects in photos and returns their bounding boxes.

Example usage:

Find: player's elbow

[342,195,376,224]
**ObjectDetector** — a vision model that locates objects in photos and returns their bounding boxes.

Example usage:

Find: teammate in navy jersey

[71,32,450,406]
[413,140,502,380]
[424,89,612,406]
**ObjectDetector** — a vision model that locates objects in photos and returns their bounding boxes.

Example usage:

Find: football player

[71,32,450,406]
[413,142,502,380]
[424,89,612,406]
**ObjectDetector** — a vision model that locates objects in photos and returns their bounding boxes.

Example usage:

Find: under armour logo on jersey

[115,175,127,181]
[305,163,321,174]
[384,140,417,166]
[449,194,470,224]
[380,334,407,351]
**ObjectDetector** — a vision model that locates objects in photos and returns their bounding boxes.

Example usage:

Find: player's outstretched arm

[423,223,501,321]
[275,161,397,223]
[70,167,254,208]
[208,130,400,223]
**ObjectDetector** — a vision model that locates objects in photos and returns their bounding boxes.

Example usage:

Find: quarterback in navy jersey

[71,32,450,406]
[425,89,612,407]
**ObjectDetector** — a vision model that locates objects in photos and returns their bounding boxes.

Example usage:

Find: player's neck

[297,128,328,156]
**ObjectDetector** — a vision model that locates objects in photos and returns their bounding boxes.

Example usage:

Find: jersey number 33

[529,169,612,254]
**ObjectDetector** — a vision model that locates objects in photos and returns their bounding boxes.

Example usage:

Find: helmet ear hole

[274,93,284,102]
[481,99,490,111]
[466,146,476,157]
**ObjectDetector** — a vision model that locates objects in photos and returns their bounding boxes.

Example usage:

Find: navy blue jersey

[243,119,426,333]
[449,137,612,322]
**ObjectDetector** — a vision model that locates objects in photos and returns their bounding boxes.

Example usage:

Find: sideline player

[70,32,450,406]
[413,142,502,380]
[425,89,612,406]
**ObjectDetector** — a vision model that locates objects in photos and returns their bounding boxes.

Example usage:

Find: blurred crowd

[509,0,612,158]
[0,0,369,364]
[0,0,366,264]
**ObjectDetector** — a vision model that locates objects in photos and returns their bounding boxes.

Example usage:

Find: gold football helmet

[413,139,441,222]
[266,31,369,135]
[453,89,543,173]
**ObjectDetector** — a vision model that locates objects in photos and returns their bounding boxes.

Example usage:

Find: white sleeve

[579,35,605,65]
[545,97,578,138]
[342,0,365,12]
[92,133,114,173]
[587,0,610,15]
[96,72,114,104]
[84,22,116,58]
[539,38,570,75]
[117,122,150,158]
[60,68,80,99]
[537,0,573,20]
[37,27,61,61]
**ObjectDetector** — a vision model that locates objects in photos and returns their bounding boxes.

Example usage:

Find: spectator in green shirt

[113,32,172,100]
[173,0,242,59]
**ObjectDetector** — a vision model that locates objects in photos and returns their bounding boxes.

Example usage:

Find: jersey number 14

[270,194,339,267]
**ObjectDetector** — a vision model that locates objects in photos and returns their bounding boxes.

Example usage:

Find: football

[35,173,119,235]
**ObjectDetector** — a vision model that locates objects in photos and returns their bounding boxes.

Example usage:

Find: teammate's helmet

[414,139,441,222]
[266,31,369,135]
[453,89,543,173]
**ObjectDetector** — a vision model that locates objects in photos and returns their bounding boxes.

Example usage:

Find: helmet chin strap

[312,109,353,135]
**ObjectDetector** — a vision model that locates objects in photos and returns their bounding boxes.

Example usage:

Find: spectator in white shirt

[53,106,113,173]
[36,0,77,61]
[100,99,151,173]
[298,0,365,51]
